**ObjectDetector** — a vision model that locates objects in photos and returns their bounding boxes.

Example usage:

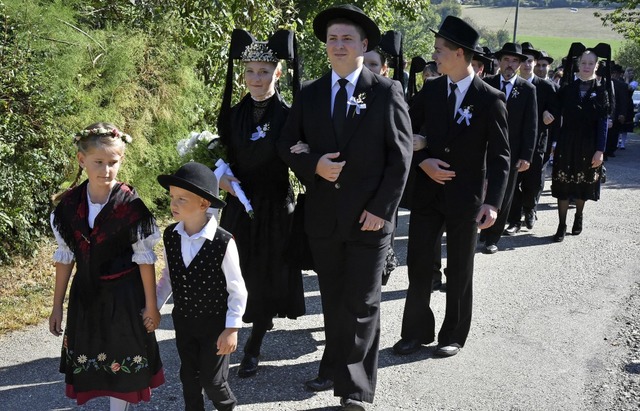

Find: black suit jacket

[409,75,510,216]
[485,75,538,165]
[278,68,413,239]
[531,75,559,152]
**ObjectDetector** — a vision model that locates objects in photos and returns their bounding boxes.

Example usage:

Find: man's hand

[217,328,238,355]
[290,141,310,154]
[476,204,498,230]
[315,152,346,182]
[515,159,530,172]
[542,110,555,125]
[359,210,385,231]
[418,158,455,184]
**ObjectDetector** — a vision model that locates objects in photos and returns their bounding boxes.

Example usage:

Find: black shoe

[237,354,259,378]
[572,214,583,235]
[553,224,566,242]
[341,397,366,411]
[524,209,536,229]
[435,343,461,357]
[304,376,333,392]
[503,223,521,236]
[483,243,498,254]
[439,282,447,293]
[392,338,422,355]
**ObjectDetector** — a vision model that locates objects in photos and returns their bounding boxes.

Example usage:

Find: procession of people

[47,4,635,411]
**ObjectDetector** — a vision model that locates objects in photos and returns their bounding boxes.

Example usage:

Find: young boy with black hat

[156,161,247,411]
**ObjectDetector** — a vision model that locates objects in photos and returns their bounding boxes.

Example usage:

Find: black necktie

[333,78,349,139]
[448,82,458,119]
[502,80,509,97]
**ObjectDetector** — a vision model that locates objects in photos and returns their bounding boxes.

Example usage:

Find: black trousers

[481,165,519,245]
[508,149,546,225]
[401,206,477,347]
[309,232,388,404]
[173,314,236,411]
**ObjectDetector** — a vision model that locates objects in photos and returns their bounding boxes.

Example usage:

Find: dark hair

[437,36,473,63]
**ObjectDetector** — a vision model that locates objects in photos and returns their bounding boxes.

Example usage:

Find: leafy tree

[614,40,640,78]
[592,0,640,41]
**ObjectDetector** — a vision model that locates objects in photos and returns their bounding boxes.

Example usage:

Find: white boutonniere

[250,122,270,141]
[510,87,519,99]
[590,92,597,99]
[456,105,474,126]
[347,93,367,116]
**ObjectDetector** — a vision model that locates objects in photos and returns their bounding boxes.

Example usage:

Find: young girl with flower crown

[48,122,164,410]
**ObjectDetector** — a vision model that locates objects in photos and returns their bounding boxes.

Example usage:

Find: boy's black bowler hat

[493,42,528,61]
[157,162,226,209]
[313,4,381,51]
[429,15,479,53]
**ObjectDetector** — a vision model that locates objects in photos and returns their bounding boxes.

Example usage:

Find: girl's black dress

[219,92,305,323]
[552,79,608,201]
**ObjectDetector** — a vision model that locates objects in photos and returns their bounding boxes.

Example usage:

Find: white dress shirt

[156,209,248,329]
[331,65,364,116]
[447,72,475,115]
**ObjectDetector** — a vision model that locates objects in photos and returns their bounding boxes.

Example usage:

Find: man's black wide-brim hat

[429,15,479,53]
[313,4,381,51]
[493,42,528,61]
[157,161,226,209]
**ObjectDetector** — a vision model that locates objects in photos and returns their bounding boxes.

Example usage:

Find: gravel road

[1,135,639,411]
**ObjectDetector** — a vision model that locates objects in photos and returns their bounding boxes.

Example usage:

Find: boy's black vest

[163,223,232,319]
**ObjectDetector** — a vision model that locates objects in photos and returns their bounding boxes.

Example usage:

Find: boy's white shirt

[156,209,247,329]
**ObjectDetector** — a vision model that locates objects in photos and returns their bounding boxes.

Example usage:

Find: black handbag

[599,165,606,183]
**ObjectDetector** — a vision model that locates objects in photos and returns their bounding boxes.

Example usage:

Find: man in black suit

[392,16,510,358]
[506,43,559,233]
[277,5,412,410]
[480,42,538,254]
[607,64,629,156]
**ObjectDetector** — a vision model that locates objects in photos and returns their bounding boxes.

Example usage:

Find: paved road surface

[1,135,639,410]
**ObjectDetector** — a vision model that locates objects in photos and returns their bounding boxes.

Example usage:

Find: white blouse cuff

[53,249,74,265]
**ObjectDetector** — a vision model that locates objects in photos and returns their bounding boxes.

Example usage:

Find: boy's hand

[216,328,238,355]
[142,306,161,333]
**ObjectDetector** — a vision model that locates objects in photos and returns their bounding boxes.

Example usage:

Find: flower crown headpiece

[73,127,132,146]
[241,42,279,63]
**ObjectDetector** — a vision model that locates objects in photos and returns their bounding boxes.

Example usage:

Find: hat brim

[493,50,528,61]
[538,55,554,64]
[313,7,381,51]
[157,175,226,209]
[429,28,477,53]
[473,54,493,66]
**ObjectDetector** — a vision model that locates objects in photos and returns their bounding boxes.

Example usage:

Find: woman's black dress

[552,79,608,201]
[219,92,305,323]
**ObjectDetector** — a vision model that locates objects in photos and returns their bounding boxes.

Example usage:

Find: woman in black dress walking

[216,29,304,378]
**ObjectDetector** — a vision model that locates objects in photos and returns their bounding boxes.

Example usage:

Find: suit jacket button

[444,147,450,153]
[335,183,341,189]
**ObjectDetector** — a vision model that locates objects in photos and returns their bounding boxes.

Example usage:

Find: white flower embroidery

[456,105,474,126]
[97,353,107,362]
[77,354,88,364]
[133,355,143,364]
[250,123,270,141]
[347,93,367,116]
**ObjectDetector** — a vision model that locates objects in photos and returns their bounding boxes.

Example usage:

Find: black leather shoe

[435,343,461,357]
[237,354,259,378]
[483,243,498,254]
[524,209,536,229]
[431,279,443,293]
[572,214,583,235]
[304,376,333,391]
[393,338,422,355]
[341,397,366,410]
[553,224,566,242]
[504,224,521,236]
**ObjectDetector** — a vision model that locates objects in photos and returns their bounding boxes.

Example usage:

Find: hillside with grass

[462,6,624,62]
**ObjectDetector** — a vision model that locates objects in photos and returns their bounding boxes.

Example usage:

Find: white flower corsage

[510,87,519,99]
[456,105,474,126]
[347,93,367,116]
[250,122,270,141]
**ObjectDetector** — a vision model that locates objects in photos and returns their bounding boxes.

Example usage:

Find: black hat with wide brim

[157,162,226,209]
[493,42,528,61]
[472,45,493,66]
[313,4,381,51]
[429,15,479,53]
[537,50,554,64]
[521,42,542,60]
